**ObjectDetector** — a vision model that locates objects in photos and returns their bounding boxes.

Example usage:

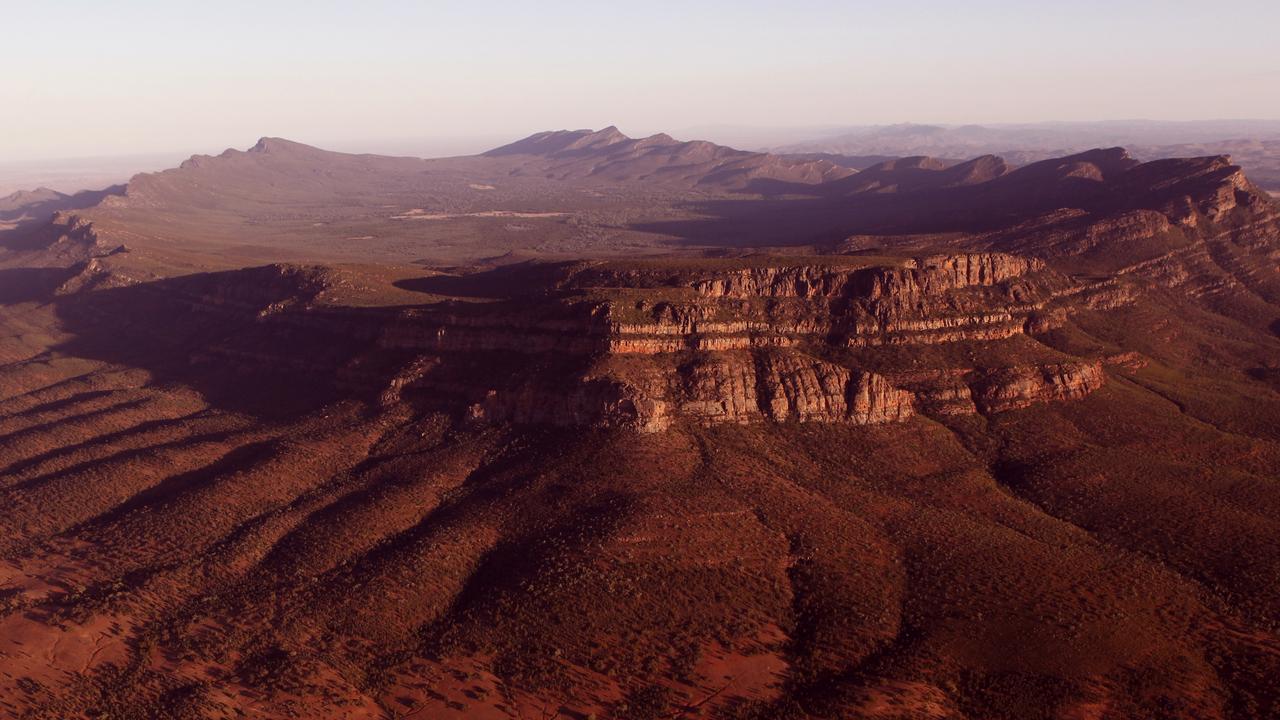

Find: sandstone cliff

[50,250,1115,433]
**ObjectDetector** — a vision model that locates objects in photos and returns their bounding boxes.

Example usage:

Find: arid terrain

[2,128,1280,719]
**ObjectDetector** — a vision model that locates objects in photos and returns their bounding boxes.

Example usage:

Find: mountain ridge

[484,126,856,189]
[777,121,1280,190]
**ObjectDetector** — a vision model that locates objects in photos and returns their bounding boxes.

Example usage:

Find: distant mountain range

[484,126,855,188]
[771,121,1280,189]
[4,127,1273,270]
[6,129,876,267]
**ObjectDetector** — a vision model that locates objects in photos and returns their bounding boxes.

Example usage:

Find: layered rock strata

[52,252,1112,433]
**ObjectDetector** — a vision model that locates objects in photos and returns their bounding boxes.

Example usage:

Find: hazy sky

[5,0,1280,161]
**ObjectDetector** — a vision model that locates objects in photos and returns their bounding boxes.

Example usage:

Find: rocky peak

[249,136,313,154]
[865,156,952,173]
[944,154,1010,185]
[0,187,71,214]
[485,126,634,157]
[1009,147,1139,185]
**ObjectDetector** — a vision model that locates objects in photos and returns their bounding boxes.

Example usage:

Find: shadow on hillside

[0,186,125,251]
[738,162,990,198]
[30,265,598,422]
[738,177,841,198]
[392,262,572,299]
[0,267,83,304]
[624,192,1004,250]
[632,166,1142,250]
[38,268,386,419]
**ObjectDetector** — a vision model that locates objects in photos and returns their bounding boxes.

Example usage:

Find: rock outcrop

[671,352,914,427]
[971,362,1106,413]
[755,353,915,424]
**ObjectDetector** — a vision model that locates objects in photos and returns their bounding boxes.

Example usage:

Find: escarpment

[684,252,1042,299]
[584,252,1077,354]
[49,249,1120,433]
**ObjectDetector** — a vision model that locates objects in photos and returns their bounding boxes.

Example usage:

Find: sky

[5,0,1280,162]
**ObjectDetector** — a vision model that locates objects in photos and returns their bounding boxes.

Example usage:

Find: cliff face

[437,350,921,433]
[891,361,1106,416]
[663,253,1041,300]
[380,250,1107,432]
[53,250,1116,433]
[971,362,1106,413]
[589,252,1075,355]
[670,352,914,427]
